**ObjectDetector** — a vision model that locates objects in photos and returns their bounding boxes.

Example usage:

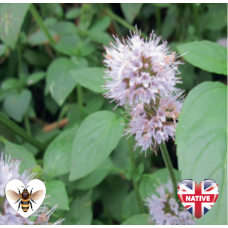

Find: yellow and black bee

[6,186,44,212]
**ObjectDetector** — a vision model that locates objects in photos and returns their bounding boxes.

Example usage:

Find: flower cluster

[0,152,36,197]
[103,28,184,154]
[145,180,195,225]
[124,90,184,154]
[0,199,64,225]
[0,152,64,225]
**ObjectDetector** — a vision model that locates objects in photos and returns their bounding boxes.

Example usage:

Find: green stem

[77,84,83,119]
[0,112,46,151]
[160,141,178,200]
[106,9,147,38]
[127,137,145,213]
[24,113,31,135]
[30,4,56,46]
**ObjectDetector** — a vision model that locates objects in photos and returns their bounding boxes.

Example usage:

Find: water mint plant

[0,3,226,225]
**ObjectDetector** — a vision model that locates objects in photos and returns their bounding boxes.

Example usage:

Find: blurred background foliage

[0,3,227,225]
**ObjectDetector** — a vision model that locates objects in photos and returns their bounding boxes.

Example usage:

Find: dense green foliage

[0,3,227,225]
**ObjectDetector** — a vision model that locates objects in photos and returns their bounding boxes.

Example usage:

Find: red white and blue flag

[178,179,219,219]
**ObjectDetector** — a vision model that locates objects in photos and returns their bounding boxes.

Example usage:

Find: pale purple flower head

[145,180,195,225]
[124,90,184,155]
[102,28,182,108]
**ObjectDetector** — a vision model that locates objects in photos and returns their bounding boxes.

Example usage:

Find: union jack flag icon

[178,179,219,219]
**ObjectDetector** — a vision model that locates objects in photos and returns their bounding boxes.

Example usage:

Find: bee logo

[5,179,46,218]
[6,185,44,212]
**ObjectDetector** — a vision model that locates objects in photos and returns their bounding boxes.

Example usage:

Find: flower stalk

[160,141,178,200]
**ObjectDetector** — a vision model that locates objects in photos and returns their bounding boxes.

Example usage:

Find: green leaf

[70,56,88,68]
[48,21,77,35]
[0,3,30,48]
[139,168,180,200]
[88,31,113,46]
[4,140,36,172]
[74,157,112,190]
[1,78,25,90]
[64,190,92,225]
[121,3,143,23]
[45,180,69,210]
[46,58,79,106]
[54,34,80,56]
[26,72,46,86]
[3,89,32,122]
[66,8,81,20]
[75,39,97,57]
[177,41,227,75]
[44,126,77,178]
[176,82,227,225]
[70,67,105,93]
[90,16,111,32]
[121,191,140,221]
[43,17,58,26]
[121,214,149,225]
[70,110,124,181]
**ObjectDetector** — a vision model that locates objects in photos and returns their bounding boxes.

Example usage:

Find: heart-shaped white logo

[5,179,46,218]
